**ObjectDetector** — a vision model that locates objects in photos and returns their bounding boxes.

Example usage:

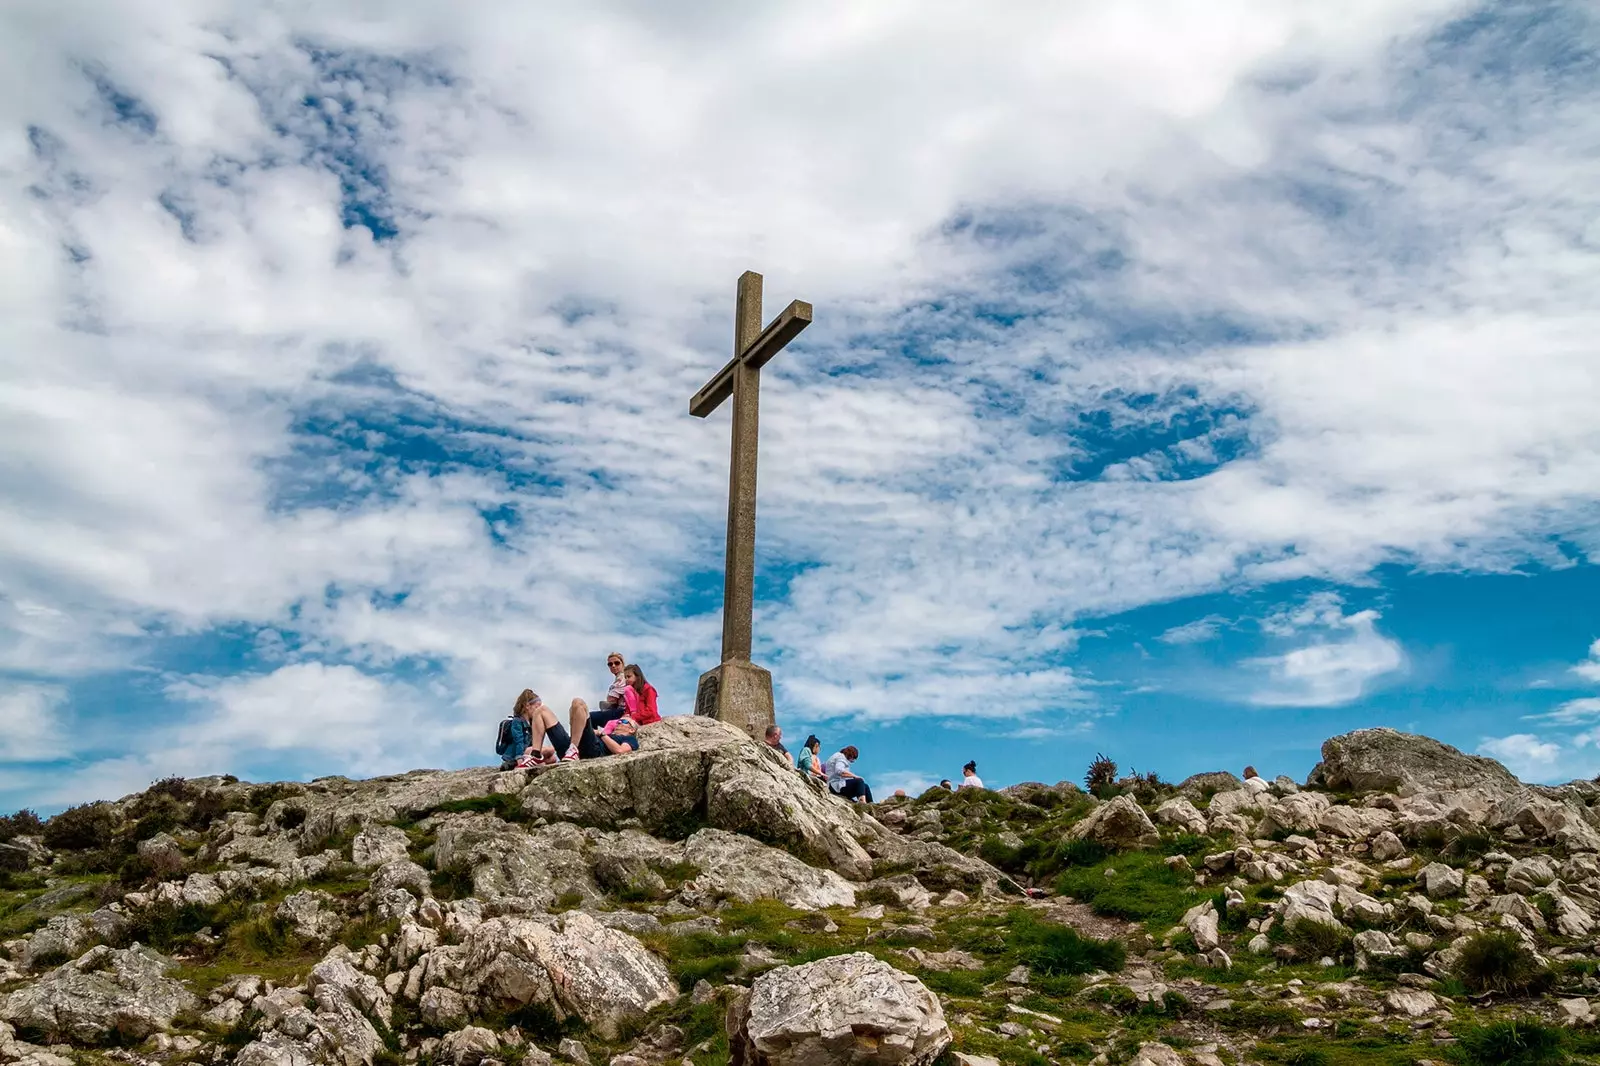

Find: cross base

[693,660,775,743]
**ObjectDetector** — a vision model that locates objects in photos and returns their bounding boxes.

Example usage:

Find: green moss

[423,794,528,823]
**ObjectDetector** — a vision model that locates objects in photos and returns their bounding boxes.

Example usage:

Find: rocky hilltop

[3,721,1600,1066]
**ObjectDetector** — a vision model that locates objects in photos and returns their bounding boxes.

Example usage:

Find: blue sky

[2,0,1598,810]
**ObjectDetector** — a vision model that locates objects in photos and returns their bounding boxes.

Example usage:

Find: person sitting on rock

[498,689,541,769]
[601,646,630,713]
[796,735,825,779]
[764,724,793,767]
[515,692,577,765]
[825,746,873,803]
[621,664,661,725]
[958,760,985,790]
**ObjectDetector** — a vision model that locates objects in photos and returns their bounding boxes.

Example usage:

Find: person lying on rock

[825,745,873,803]
[621,663,661,725]
[578,714,640,759]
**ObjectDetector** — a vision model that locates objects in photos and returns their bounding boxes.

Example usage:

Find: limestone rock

[1384,989,1437,1017]
[278,891,344,946]
[520,717,875,880]
[0,945,198,1044]
[460,913,674,1040]
[1317,805,1393,840]
[681,829,856,911]
[1067,795,1158,850]
[438,1026,500,1066]
[1307,728,1520,795]
[728,952,950,1066]
[433,814,599,911]
[351,825,412,869]
[1181,901,1220,952]
[1369,831,1406,861]
[1418,863,1464,900]
[1175,772,1243,800]
[1153,798,1207,836]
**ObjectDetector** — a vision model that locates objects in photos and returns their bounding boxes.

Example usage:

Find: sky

[2,0,1599,811]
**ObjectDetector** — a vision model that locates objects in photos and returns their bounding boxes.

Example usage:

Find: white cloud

[1528,697,1600,725]
[1478,734,1561,781]
[0,685,69,762]
[1573,640,1600,683]
[875,770,937,798]
[1158,615,1228,645]
[1247,599,1404,707]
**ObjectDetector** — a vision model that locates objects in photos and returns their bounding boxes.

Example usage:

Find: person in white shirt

[825,746,872,802]
[958,760,985,789]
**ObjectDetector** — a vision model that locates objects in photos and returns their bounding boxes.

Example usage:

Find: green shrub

[276,806,307,831]
[248,783,301,816]
[1453,930,1552,995]
[1284,919,1353,961]
[0,810,43,842]
[1007,912,1124,976]
[1084,754,1118,797]
[41,803,118,851]
[185,790,243,829]
[1453,1020,1565,1066]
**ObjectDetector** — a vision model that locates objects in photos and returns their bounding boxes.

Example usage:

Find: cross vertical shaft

[722,271,764,662]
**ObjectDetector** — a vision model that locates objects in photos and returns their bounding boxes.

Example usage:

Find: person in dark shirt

[764,724,793,767]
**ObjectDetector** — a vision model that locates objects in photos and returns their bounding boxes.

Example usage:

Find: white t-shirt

[959,775,985,790]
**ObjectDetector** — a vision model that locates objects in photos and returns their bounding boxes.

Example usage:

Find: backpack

[495,716,515,756]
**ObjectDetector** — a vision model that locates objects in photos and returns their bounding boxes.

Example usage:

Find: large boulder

[459,912,674,1040]
[520,718,876,879]
[431,815,600,910]
[728,952,950,1065]
[1068,795,1158,849]
[682,829,857,911]
[0,945,197,1044]
[1307,729,1520,796]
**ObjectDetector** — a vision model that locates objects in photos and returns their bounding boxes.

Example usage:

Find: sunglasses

[607,660,623,667]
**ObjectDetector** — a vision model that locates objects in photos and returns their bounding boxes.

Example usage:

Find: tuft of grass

[1453,930,1552,995]
[1007,911,1124,977]
[430,862,475,901]
[1283,919,1353,962]
[1452,1020,1566,1066]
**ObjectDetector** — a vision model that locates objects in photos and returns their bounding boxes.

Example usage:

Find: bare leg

[529,707,559,753]
[568,698,589,742]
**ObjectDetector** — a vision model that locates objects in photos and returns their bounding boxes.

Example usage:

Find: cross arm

[689,299,813,418]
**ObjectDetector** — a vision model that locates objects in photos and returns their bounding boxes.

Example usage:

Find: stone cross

[688,271,812,739]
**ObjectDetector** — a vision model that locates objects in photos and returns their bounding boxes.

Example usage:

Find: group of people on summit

[496,652,659,768]
[497,652,984,804]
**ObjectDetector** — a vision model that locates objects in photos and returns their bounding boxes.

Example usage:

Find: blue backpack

[495,716,515,756]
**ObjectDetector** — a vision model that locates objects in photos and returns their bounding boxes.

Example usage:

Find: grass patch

[1007,911,1124,976]
[1452,1020,1566,1066]
[424,794,529,823]
[1054,850,1201,928]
